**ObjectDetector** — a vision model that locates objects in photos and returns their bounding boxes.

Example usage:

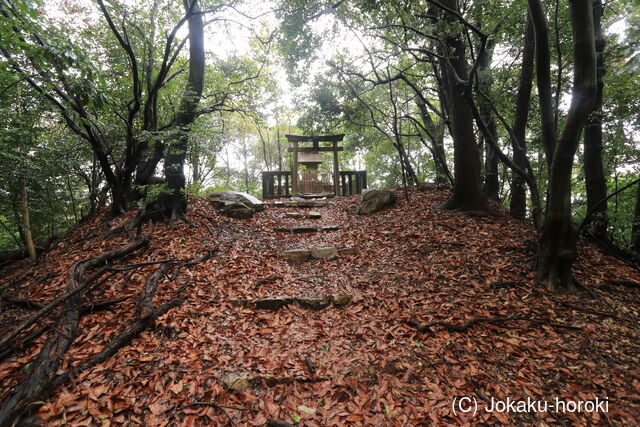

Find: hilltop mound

[1,186,639,425]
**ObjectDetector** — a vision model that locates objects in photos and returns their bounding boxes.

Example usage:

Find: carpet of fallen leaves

[1,185,640,426]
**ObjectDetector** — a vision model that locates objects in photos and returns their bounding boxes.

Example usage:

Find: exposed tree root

[556,301,619,319]
[0,235,151,426]
[406,316,581,333]
[0,237,149,354]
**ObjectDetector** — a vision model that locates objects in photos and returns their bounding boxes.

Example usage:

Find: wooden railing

[340,171,367,196]
[262,170,367,199]
[262,171,291,199]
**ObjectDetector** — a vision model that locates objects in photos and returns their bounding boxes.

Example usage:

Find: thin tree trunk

[19,180,36,259]
[536,0,597,292]
[478,40,499,200]
[631,182,640,252]
[510,15,535,219]
[583,0,608,240]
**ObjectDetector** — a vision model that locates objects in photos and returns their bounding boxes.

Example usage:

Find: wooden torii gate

[286,134,344,196]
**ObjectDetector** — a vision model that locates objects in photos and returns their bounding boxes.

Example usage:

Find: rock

[253,297,293,310]
[310,247,338,259]
[208,191,265,218]
[221,202,255,219]
[358,188,397,215]
[281,249,311,262]
[308,211,322,219]
[275,226,318,234]
[221,372,255,392]
[297,296,331,310]
[321,225,341,231]
[331,294,352,307]
[283,200,327,208]
[285,212,305,219]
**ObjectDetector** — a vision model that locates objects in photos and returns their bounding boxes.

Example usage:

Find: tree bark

[582,0,608,240]
[528,0,558,168]
[439,0,489,211]
[631,183,640,252]
[164,0,205,219]
[477,40,499,200]
[19,180,36,259]
[510,15,535,219]
[536,0,597,292]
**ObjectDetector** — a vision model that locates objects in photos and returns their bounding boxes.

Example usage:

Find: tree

[163,0,205,219]
[582,0,608,240]
[535,0,597,292]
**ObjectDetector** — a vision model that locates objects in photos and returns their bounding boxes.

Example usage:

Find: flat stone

[253,297,293,310]
[285,212,306,219]
[221,372,255,392]
[296,296,331,310]
[331,294,352,307]
[275,226,319,233]
[282,249,312,262]
[283,201,328,208]
[321,225,341,231]
[310,247,338,259]
[308,211,322,219]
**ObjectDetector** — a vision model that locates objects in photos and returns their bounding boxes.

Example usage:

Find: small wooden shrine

[261,134,367,199]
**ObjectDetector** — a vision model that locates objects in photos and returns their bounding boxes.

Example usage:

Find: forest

[1,0,639,425]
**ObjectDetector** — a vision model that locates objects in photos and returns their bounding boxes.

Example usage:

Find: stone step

[274,225,340,234]
[271,200,328,209]
[284,211,322,219]
[281,246,358,261]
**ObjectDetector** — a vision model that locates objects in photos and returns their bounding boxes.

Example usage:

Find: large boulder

[358,188,397,214]
[208,190,264,218]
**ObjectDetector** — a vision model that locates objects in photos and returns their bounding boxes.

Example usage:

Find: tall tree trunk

[582,0,608,240]
[528,0,558,168]
[439,0,489,211]
[536,1,597,292]
[631,183,640,252]
[19,180,36,259]
[510,15,535,219]
[478,40,499,200]
[164,0,205,219]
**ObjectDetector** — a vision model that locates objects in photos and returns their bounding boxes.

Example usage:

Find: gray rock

[282,249,312,262]
[308,211,322,219]
[221,202,255,219]
[283,200,328,208]
[358,188,397,214]
[275,226,319,234]
[285,212,306,219]
[310,247,338,259]
[208,190,265,212]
